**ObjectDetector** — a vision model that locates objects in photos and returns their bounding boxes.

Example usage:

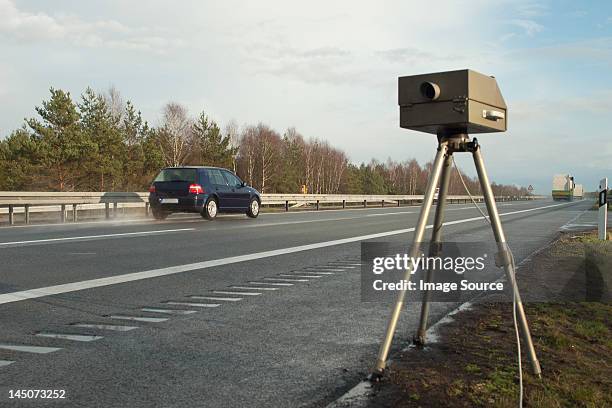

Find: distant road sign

[528,185,534,191]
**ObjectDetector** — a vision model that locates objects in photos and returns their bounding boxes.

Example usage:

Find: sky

[0,0,611,194]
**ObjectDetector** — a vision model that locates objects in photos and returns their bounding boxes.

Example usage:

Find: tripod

[372,133,542,378]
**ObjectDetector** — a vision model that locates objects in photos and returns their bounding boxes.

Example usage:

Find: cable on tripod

[451,156,524,408]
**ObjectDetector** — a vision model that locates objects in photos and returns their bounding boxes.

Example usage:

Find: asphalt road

[0,199,592,407]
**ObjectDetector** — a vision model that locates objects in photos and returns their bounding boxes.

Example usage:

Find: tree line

[0,87,528,196]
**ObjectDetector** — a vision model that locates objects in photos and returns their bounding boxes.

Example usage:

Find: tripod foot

[368,370,385,382]
[412,334,426,348]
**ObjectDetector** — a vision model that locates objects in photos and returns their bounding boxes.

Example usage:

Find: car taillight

[189,184,204,194]
[148,185,156,193]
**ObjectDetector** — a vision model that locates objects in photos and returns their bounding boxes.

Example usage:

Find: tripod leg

[415,152,453,345]
[373,142,449,376]
[472,146,542,378]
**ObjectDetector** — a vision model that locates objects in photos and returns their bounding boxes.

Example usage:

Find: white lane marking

[0,201,578,305]
[278,274,323,278]
[328,263,361,266]
[0,360,14,367]
[164,302,220,308]
[303,268,346,272]
[140,308,197,315]
[72,323,138,331]
[0,344,61,354]
[365,211,415,217]
[296,271,335,275]
[188,296,243,302]
[248,281,293,286]
[35,333,103,342]
[212,290,261,296]
[0,228,195,247]
[108,315,168,322]
[230,286,279,291]
[327,265,356,269]
[264,278,309,282]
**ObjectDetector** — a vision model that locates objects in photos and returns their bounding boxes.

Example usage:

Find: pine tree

[0,127,38,190]
[192,111,237,168]
[79,87,125,191]
[26,88,94,191]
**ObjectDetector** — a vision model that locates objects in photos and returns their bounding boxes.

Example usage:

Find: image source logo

[361,242,507,303]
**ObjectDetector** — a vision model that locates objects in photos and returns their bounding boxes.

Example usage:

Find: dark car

[148,166,261,220]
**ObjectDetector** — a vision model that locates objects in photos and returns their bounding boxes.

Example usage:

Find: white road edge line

[0,228,195,247]
[0,201,578,305]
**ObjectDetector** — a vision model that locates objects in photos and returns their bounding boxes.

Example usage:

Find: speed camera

[398,69,507,136]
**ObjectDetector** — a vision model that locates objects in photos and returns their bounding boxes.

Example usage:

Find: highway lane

[0,199,590,407]
[0,200,569,292]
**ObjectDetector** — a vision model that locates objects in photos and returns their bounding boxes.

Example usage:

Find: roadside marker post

[599,178,608,240]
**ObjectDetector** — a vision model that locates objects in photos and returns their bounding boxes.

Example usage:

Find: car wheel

[152,208,169,220]
[247,198,260,218]
[202,197,218,220]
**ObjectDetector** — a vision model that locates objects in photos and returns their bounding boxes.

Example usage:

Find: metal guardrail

[0,191,544,225]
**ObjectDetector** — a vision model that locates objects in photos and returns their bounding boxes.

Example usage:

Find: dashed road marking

[303,268,346,272]
[1,360,15,367]
[295,271,334,275]
[0,344,61,354]
[230,286,279,291]
[188,296,243,302]
[72,323,139,331]
[164,301,220,308]
[35,333,103,342]
[212,290,261,296]
[140,308,197,315]
[278,274,322,279]
[108,315,169,322]
[263,277,309,282]
[248,281,293,286]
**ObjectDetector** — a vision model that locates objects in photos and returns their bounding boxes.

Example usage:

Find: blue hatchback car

[148,166,261,220]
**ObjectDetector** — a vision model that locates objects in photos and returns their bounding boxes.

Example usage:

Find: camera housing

[398,69,507,136]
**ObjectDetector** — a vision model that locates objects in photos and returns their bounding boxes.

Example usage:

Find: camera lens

[420,81,440,100]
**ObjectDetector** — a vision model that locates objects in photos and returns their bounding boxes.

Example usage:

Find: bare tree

[224,119,240,172]
[158,102,194,167]
[104,86,124,123]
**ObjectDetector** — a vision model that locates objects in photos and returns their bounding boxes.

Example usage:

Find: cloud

[375,47,465,65]
[514,2,548,18]
[508,19,544,36]
[0,0,181,54]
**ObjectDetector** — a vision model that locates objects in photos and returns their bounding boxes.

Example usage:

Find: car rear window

[154,168,197,183]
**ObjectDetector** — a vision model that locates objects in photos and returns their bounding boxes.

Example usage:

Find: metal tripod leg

[472,145,542,378]
[414,152,453,345]
[373,142,449,376]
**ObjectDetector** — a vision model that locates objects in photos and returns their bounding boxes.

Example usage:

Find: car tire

[246,198,260,218]
[202,197,218,220]
[152,208,169,220]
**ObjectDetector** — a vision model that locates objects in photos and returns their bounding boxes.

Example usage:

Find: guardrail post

[113,202,118,218]
[342,199,346,209]
[8,205,14,225]
[382,200,384,208]
[363,200,367,208]
[72,204,78,222]
[397,200,400,207]
[145,202,150,216]
[60,204,66,223]
[316,200,320,211]
[24,204,30,224]
[285,200,289,212]
[105,203,110,219]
